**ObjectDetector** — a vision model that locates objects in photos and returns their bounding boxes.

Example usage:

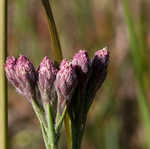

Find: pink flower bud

[55,59,77,114]
[92,47,109,69]
[5,56,18,87]
[55,59,77,101]
[72,50,90,75]
[5,55,36,101]
[37,56,58,99]
[88,47,109,94]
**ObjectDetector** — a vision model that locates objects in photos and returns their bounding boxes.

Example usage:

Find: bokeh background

[7,0,150,149]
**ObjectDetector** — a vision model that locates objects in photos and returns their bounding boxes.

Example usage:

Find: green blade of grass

[41,0,63,63]
[121,0,150,148]
[0,0,8,149]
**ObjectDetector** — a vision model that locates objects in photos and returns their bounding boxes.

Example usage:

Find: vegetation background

[7,0,150,149]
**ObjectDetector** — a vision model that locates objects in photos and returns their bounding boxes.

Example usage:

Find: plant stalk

[45,103,56,149]
[41,0,63,63]
[71,121,85,149]
[0,0,8,149]
[55,106,67,134]
[31,99,49,149]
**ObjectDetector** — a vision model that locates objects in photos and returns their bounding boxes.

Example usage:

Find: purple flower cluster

[5,55,36,101]
[5,48,109,114]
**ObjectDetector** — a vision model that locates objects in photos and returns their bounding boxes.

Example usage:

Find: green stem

[31,99,47,130]
[41,0,63,63]
[71,121,85,149]
[55,106,67,134]
[0,0,7,149]
[45,103,56,149]
[31,99,49,149]
[41,123,49,149]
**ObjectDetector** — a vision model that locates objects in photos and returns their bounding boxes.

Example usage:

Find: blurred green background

[7,0,150,149]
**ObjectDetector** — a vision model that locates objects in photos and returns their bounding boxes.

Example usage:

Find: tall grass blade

[41,0,63,63]
[121,0,150,148]
[0,0,8,149]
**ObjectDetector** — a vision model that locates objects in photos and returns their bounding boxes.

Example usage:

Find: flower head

[5,55,36,101]
[92,47,109,70]
[55,59,77,115]
[5,56,18,87]
[72,50,90,75]
[88,47,109,94]
[55,59,77,101]
[37,56,58,99]
[15,55,36,82]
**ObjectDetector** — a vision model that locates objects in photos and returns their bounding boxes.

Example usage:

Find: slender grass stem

[0,0,8,149]
[41,0,63,63]
[121,0,150,148]
[137,82,150,149]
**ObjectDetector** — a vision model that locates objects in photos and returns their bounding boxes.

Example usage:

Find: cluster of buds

[5,48,109,148]
[68,48,109,123]
[5,55,36,101]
